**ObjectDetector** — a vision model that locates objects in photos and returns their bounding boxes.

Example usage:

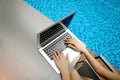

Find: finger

[53,55,60,67]
[53,55,57,63]
[64,37,71,42]
[64,38,67,41]
[64,41,73,45]
[56,51,61,59]
[54,52,59,60]
[64,39,74,45]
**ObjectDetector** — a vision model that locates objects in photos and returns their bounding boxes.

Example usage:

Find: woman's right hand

[64,37,87,53]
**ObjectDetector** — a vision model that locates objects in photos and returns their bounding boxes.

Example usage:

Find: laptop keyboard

[43,32,71,59]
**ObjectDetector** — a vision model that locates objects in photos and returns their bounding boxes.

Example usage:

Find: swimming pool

[25,0,120,70]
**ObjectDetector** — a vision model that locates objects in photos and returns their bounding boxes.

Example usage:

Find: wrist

[83,49,89,55]
[61,69,69,74]
[81,48,89,54]
[61,70,70,80]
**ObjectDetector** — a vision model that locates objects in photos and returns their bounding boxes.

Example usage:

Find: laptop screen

[40,23,65,47]
[39,12,76,47]
[61,12,76,28]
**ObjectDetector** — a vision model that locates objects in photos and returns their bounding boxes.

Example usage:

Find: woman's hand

[53,51,70,74]
[64,37,86,53]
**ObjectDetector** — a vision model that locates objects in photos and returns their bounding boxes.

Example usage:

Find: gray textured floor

[0,0,61,80]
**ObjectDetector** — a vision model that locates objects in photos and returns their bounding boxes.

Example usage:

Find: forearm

[83,49,104,73]
[82,48,120,80]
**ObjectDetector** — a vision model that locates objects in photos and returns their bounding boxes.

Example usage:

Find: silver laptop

[37,12,86,73]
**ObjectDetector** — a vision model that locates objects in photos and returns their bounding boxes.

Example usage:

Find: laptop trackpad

[62,47,80,62]
[62,47,80,71]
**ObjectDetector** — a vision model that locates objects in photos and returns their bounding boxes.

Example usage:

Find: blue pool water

[25,0,120,69]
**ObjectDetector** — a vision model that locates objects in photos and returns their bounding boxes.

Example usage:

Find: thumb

[66,53,69,61]
[68,44,76,50]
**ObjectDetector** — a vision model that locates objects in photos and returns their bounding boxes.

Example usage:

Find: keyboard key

[43,32,71,59]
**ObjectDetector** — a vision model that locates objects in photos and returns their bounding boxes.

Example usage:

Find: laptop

[37,12,86,73]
